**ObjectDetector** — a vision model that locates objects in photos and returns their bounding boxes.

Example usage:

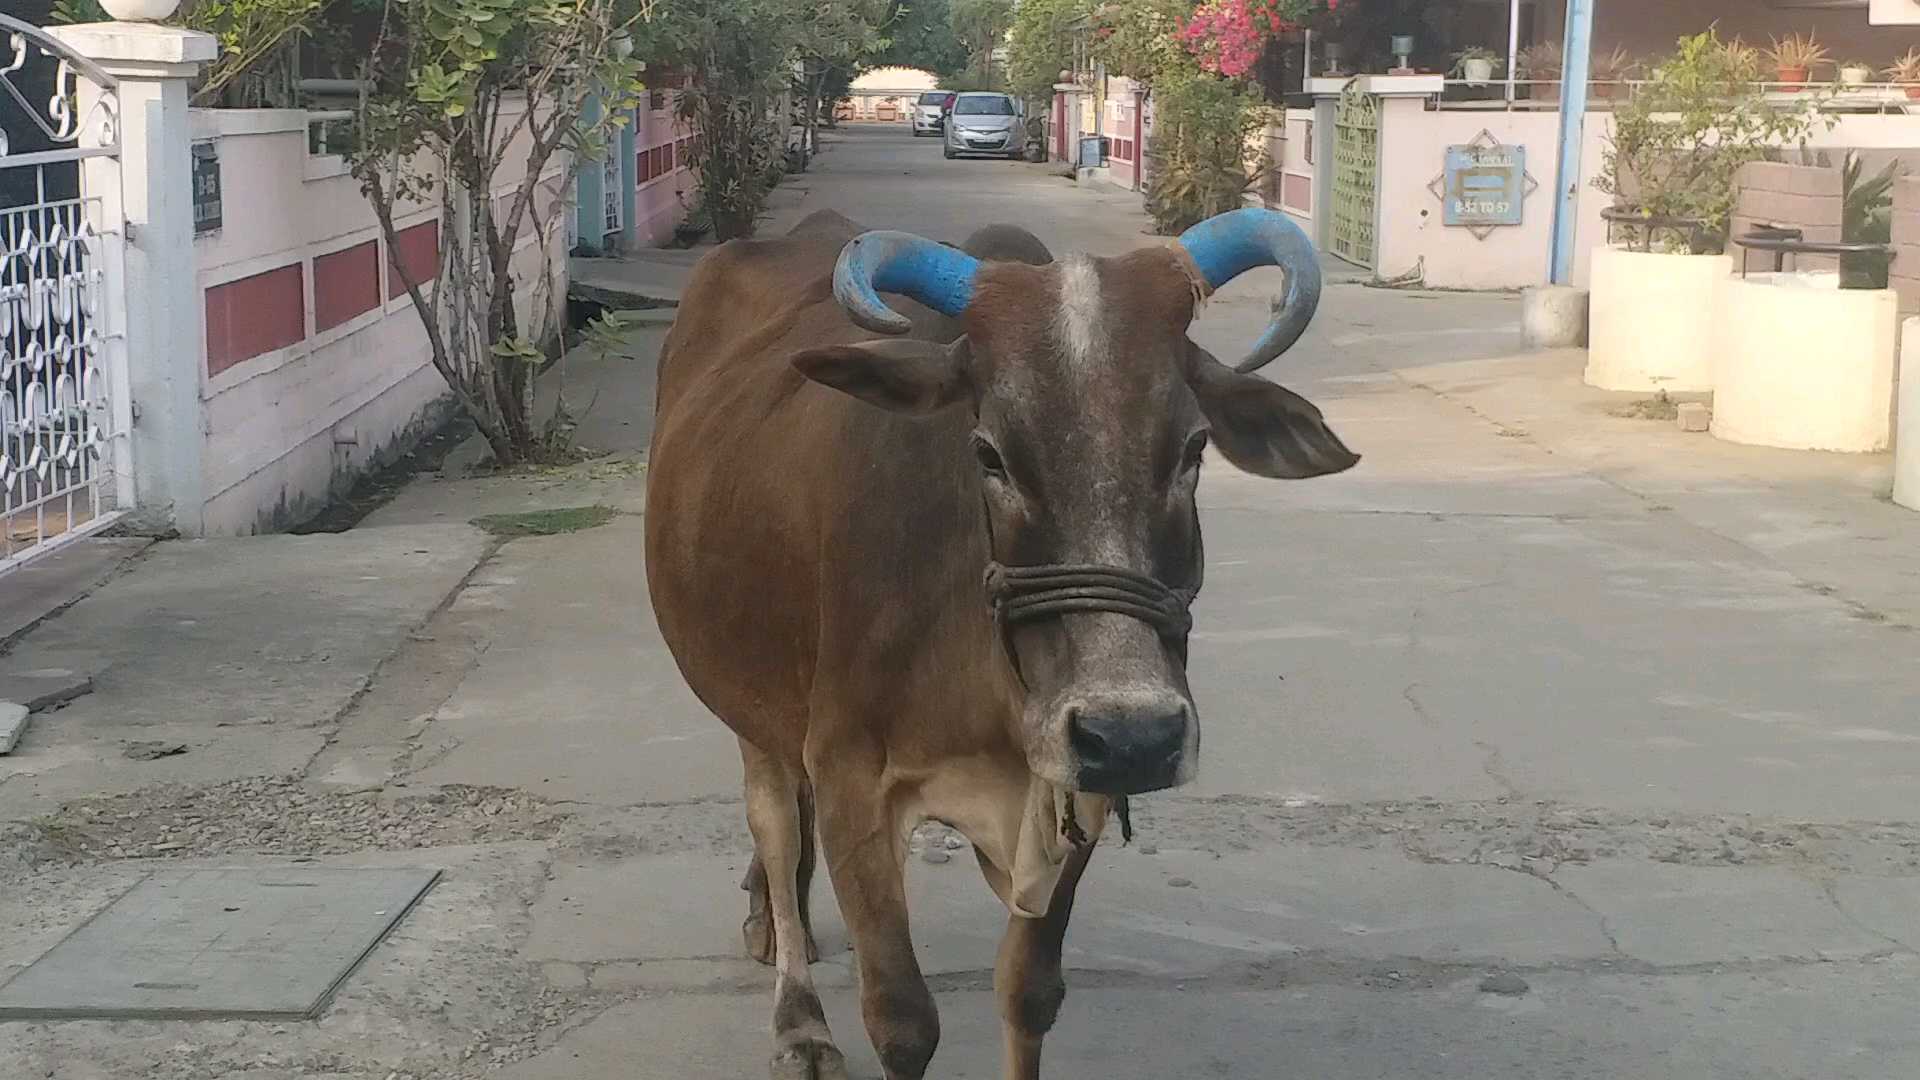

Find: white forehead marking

[1054,255,1106,376]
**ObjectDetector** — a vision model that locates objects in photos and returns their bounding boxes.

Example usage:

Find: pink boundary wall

[630,91,696,249]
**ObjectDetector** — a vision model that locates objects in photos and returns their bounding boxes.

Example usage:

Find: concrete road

[6,123,1920,1080]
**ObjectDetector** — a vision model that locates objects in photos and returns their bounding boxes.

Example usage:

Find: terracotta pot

[1906,84,1920,100]
[1589,81,1616,100]
[1776,65,1808,91]
[98,0,180,19]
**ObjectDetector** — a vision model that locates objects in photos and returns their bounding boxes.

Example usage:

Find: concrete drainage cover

[0,866,439,1020]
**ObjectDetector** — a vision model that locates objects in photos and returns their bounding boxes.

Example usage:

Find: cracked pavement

[4,125,1920,1077]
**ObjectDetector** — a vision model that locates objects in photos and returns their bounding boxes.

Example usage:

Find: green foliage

[1841,152,1898,290]
[948,0,1013,86]
[871,0,969,78]
[1595,30,1823,253]
[50,0,109,23]
[641,0,803,239]
[1143,74,1266,234]
[51,0,322,107]
[347,0,644,466]
[1090,0,1198,83]
[1006,0,1090,101]
[473,505,619,536]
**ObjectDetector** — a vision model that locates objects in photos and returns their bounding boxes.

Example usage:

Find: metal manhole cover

[0,866,439,1020]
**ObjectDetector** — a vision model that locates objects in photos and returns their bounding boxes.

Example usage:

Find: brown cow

[646,206,1357,1080]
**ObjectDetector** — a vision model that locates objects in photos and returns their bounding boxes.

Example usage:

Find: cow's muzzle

[1065,691,1193,794]
[986,561,1198,794]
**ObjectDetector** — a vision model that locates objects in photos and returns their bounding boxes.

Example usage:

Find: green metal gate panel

[1329,86,1378,269]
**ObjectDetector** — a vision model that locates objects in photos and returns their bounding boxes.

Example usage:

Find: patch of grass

[471,505,618,538]
[1610,391,1680,422]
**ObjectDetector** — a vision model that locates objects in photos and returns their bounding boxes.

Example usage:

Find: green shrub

[1596,29,1821,253]
[1143,75,1266,235]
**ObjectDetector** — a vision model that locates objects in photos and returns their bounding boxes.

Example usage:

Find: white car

[911,91,949,137]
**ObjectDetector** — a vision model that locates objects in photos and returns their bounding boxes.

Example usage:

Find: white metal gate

[1,15,128,575]
[601,147,622,239]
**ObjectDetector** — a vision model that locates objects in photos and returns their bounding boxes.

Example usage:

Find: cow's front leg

[814,760,940,1080]
[993,840,1095,1080]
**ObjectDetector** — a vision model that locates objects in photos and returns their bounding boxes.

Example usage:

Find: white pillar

[1896,317,1920,511]
[46,23,216,535]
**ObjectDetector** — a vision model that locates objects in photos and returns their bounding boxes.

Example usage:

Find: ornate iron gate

[1328,84,1378,269]
[1,15,129,575]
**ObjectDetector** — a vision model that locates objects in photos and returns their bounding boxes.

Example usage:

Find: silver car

[942,92,1023,160]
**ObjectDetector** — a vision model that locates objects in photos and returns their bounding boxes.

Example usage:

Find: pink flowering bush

[1179,0,1329,78]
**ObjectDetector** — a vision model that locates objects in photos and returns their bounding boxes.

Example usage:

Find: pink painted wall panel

[1283,173,1311,213]
[313,240,380,333]
[388,220,441,300]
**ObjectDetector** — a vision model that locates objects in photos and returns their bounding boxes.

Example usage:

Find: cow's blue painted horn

[833,230,982,336]
[1176,207,1323,373]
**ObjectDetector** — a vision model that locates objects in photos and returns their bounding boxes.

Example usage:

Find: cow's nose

[1065,695,1192,794]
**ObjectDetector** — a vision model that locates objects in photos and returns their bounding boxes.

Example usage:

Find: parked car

[942,92,1023,160]
[912,91,948,137]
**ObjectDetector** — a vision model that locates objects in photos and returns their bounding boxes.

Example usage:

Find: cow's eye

[1181,431,1210,473]
[973,434,1007,478]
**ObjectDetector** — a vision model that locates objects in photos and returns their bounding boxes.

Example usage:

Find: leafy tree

[52,0,324,106]
[948,0,1013,87]
[793,0,887,167]
[1005,0,1090,101]
[1090,0,1195,83]
[871,0,968,78]
[637,0,802,240]
[348,0,643,466]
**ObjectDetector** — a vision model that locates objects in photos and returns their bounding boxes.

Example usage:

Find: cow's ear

[791,338,970,414]
[1186,344,1359,479]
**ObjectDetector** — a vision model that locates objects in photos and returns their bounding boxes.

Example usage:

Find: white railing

[1431,78,1920,112]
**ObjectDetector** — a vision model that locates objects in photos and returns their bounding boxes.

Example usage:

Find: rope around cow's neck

[982,562,1195,641]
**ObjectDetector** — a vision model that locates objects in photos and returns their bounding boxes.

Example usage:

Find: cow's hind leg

[741,777,820,966]
[990,841,1095,1080]
[741,741,845,1080]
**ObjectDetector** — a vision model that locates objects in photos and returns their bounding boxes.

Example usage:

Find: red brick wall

[1730,161,1844,275]
[313,241,379,333]
[205,264,305,377]
[388,220,441,300]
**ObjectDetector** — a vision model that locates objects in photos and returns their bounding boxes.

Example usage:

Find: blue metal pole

[1549,0,1594,284]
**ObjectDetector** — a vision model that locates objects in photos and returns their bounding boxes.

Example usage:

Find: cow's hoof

[771,1038,849,1080]
[745,916,821,965]
[744,913,776,966]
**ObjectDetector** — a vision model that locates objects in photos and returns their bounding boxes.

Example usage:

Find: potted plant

[1721,37,1764,80]
[1452,45,1499,84]
[1887,48,1920,99]
[1837,59,1875,86]
[1766,32,1827,90]
[1516,41,1561,99]
[1587,47,1637,99]
[1587,29,1819,393]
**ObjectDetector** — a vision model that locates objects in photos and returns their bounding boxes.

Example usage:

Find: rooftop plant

[1597,30,1823,253]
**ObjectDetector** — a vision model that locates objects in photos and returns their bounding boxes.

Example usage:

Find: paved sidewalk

[2,124,1919,1080]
